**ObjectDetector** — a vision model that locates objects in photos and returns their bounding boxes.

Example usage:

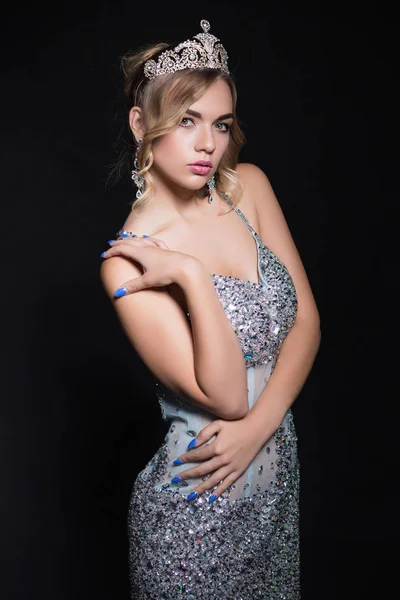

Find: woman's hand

[172,417,274,502]
[100,236,199,295]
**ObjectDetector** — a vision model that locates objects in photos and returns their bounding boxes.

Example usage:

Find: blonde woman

[100,19,320,600]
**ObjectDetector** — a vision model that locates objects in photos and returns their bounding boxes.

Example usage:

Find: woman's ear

[129,106,144,141]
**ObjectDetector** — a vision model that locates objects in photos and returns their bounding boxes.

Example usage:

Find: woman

[100,19,320,600]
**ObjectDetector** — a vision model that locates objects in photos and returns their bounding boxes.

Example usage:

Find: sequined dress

[126,194,300,599]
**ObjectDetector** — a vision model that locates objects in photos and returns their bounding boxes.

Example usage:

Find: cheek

[217,135,230,157]
[152,133,183,165]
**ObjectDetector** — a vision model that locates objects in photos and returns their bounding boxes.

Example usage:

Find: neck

[146,167,214,219]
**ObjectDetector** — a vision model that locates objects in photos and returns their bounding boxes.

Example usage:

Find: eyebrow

[185,108,234,121]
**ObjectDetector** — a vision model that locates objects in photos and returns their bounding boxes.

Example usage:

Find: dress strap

[219,191,259,237]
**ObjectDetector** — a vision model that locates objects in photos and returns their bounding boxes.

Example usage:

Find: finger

[205,471,239,503]
[171,457,223,482]
[145,237,170,249]
[99,244,152,295]
[110,239,157,249]
[100,242,148,262]
[175,442,217,465]
[113,272,156,296]
[112,236,170,249]
[187,466,231,499]
[182,420,222,452]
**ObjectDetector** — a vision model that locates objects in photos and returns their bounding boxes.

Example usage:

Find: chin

[186,173,210,188]
[177,176,207,192]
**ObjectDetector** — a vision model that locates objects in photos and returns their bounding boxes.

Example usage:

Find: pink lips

[188,161,213,176]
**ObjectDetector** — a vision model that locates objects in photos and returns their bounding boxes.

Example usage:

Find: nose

[194,125,216,155]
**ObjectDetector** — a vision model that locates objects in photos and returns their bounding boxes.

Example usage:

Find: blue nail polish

[143,234,149,238]
[107,239,115,244]
[187,438,197,450]
[120,232,129,238]
[208,494,217,503]
[100,251,106,258]
[187,491,198,501]
[171,476,182,483]
[114,287,127,298]
[173,459,183,465]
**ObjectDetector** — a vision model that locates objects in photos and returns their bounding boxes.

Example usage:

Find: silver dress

[127,194,299,599]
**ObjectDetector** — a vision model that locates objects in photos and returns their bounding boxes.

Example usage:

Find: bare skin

[100,79,320,500]
[122,79,260,298]
[117,183,260,315]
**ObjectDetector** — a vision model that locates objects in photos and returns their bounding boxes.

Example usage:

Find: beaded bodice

[126,192,301,599]
[117,192,298,368]
[200,195,297,368]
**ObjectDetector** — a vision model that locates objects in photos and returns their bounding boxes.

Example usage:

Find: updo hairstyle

[118,42,246,211]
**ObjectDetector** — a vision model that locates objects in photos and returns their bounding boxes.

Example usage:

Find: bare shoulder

[236,162,275,202]
[235,162,277,231]
[100,205,183,302]
[120,203,180,239]
[237,161,297,254]
[112,203,183,256]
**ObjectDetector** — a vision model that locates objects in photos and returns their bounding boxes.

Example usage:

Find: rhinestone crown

[144,19,229,80]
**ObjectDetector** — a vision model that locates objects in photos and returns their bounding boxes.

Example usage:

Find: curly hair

[110,42,246,213]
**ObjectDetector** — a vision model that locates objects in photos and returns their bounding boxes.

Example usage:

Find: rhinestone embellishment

[144,19,229,80]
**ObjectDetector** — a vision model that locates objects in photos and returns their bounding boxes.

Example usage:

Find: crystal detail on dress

[128,412,300,598]
[209,194,298,368]
[127,191,300,598]
[177,480,189,488]
[211,271,296,368]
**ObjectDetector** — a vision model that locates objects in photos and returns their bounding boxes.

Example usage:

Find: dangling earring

[131,138,144,199]
[207,175,216,203]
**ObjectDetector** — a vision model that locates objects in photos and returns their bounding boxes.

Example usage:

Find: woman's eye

[180,117,194,127]
[215,122,231,132]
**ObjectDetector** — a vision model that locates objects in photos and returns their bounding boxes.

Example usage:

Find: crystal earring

[207,175,216,203]
[131,138,144,199]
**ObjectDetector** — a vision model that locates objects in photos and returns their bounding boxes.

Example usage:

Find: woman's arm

[168,163,320,499]
[100,245,248,420]
[242,162,321,435]
[178,259,249,418]
[246,315,320,438]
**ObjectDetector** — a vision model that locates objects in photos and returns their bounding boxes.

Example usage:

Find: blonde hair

[118,43,246,213]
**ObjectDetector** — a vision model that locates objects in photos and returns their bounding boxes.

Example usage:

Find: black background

[1,2,397,599]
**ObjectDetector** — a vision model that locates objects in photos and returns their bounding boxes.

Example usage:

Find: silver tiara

[143,19,229,80]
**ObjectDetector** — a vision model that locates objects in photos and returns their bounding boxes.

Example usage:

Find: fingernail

[107,239,115,244]
[187,491,198,501]
[208,494,217,503]
[120,232,129,238]
[173,459,183,465]
[114,287,127,298]
[143,234,149,238]
[100,251,107,258]
[171,476,182,483]
[187,438,197,450]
